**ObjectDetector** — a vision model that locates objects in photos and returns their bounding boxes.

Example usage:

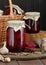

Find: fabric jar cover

[0,10,3,15]
[6,20,26,52]
[23,12,40,33]
[4,4,24,15]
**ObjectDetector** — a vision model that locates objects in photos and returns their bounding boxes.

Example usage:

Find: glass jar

[41,38,46,52]
[6,20,26,52]
[23,12,40,33]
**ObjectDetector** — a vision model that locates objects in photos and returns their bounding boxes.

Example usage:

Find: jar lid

[7,20,25,31]
[25,12,40,16]
[23,12,40,21]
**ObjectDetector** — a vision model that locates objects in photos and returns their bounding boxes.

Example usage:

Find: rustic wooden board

[0,60,18,65]
[0,60,44,65]
[5,60,18,65]
[18,60,44,65]
[40,59,46,65]
[0,62,5,65]
[2,52,46,60]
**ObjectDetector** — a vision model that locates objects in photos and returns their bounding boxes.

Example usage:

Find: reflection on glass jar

[23,12,40,33]
[6,20,26,52]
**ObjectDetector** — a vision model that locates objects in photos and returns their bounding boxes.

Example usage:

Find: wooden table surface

[0,31,46,65]
[0,59,46,65]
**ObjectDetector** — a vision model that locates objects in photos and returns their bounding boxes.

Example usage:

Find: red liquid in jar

[3,7,18,15]
[6,27,16,52]
[24,18,40,33]
[14,29,26,51]
[6,27,26,52]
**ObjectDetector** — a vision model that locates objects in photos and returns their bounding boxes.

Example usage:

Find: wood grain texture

[0,59,46,65]
[26,31,46,42]
[18,60,44,65]
[40,59,46,65]
[0,62,6,65]
[5,60,18,65]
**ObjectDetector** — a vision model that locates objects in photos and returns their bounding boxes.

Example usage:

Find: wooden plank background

[0,59,46,65]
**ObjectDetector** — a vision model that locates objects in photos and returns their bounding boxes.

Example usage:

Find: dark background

[0,0,46,30]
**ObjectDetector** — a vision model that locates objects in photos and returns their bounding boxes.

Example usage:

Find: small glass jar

[41,38,46,52]
[6,20,26,52]
[23,12,40,33]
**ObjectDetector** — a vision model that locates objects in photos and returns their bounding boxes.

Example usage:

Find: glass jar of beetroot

[6,20,26,52]
[23,12,40,33]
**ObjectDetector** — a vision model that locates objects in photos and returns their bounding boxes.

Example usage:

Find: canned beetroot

[23,12,40,33]
[6,20,26,52]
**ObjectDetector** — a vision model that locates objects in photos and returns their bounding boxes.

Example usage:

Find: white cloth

[12,4,24,14]
[7,20,25,31]
[23,12,40,21]
[5,4,24,14]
